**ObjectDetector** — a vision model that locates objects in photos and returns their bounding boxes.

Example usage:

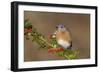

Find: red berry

[27,29,32,32]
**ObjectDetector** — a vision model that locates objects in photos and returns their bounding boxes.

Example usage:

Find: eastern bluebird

[54,24,72,49]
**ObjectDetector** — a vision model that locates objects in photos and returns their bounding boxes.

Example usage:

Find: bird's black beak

[56,26,58,28]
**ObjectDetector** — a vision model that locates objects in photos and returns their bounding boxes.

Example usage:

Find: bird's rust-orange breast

[56,31,71,42]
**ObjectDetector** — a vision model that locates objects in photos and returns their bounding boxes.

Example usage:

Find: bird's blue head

[56,24,66,31]
[56,24,65,28]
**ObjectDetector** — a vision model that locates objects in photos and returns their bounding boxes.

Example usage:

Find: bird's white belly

[57,39,70,49]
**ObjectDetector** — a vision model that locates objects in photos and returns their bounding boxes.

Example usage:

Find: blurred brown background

[24,11,90,62]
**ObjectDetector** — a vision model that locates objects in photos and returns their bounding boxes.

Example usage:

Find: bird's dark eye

[61,26,63,28]
[61,25,64,28]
